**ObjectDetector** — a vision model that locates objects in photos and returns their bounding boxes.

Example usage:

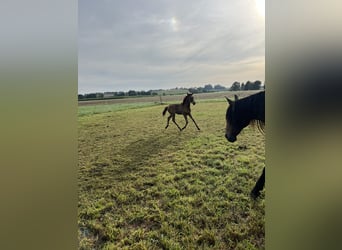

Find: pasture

[78,92,265,249]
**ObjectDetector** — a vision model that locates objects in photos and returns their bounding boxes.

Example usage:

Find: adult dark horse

[162,93,200,131]
[225,91,265,199]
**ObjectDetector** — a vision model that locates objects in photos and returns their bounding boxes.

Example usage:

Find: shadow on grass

[114,131,196,176]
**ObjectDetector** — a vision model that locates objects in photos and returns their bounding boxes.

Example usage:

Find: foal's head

[225,95,250,142]
[183,93,196,106]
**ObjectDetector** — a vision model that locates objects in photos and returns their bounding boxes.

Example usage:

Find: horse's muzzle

[225,134,236,142]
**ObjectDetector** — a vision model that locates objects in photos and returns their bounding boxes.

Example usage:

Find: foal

[162,93,200,131]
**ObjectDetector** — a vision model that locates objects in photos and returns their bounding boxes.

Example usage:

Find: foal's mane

[182,94,191,105]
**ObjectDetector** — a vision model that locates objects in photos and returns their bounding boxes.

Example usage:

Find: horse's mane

[182,95,187,105]
[229,91,265,134]
[182,94,191,105]
[248,92,265,134]
[250,120,265,134]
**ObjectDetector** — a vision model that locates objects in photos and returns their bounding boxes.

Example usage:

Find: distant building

[104,92,115,98]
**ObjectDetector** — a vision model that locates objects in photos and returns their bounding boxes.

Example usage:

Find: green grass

[78,102,158,117]
[78,101,265,249]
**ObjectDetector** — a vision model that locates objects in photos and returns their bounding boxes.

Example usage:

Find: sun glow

[158,17,179,32]
[255,0,265,17]
[170,17,179,32]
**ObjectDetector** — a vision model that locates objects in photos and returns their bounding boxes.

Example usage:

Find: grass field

[78,95,265,249]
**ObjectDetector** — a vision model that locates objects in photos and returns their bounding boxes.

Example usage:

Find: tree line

[229,80,263,91]
[78,81,264,100]
[78,90,157,100]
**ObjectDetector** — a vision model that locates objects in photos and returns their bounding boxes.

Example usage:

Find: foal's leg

[188,113,200,130]
[181,115,189,130]
[250,167,265,199]
[165,115,172,129]
[172,114,182,131]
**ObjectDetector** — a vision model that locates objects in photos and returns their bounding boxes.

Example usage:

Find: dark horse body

[163,93,200,131]
[225,91,265,199]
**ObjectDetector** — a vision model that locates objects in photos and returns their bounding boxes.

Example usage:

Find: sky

[78,0,264,94]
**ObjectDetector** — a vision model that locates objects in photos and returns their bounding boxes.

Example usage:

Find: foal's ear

[234,95,239,101]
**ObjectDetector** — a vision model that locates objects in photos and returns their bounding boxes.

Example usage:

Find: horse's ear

[234,95,239,101]
[225,96,233,105]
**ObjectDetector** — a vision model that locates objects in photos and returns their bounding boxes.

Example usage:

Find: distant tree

[85,93,97,99]
[253,80,262,90]
[214,84,226,91]
[197,87,204,93]
[78,94,84,100]
[241,83,245,90]
[230,81,241,91]
[128,90,137,96]
[244,81,253,90]
[116,91,125,96]
[203,84,213,92]
[189,87,199,94]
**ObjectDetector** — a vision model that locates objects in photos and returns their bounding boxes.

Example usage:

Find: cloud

[78,0,264,93]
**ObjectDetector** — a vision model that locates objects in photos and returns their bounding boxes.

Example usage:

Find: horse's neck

[183,103,191,111]
[241,95,265,123]
[250,95,265,122]
[182,99,191,109]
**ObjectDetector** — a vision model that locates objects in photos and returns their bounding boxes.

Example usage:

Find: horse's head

[225,95,250,142]
[187,92,196,105]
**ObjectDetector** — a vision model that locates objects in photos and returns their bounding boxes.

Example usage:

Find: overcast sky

[78,0,264,94]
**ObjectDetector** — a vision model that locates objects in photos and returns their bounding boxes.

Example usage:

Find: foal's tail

[162,107,168,116]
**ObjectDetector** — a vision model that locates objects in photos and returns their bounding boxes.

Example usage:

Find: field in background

[78,93,265,249]
[78,90,259,107]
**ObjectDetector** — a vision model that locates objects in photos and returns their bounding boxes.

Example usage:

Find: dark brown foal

[162,93,200,131]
